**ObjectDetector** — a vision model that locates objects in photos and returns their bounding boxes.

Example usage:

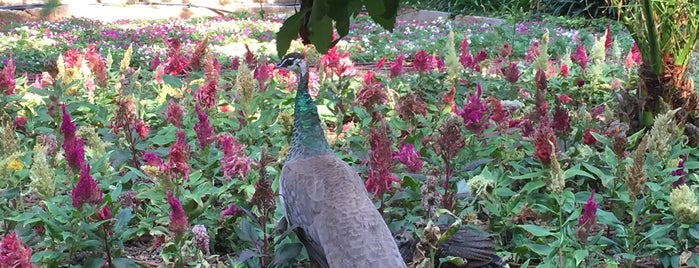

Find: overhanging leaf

[362,0,399,32]
[308,15,333,54]
[276,10,309,57]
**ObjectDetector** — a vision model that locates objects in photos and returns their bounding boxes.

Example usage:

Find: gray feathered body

[277,53,405,268]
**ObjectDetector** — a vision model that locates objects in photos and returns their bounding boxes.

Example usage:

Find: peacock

[275,52,407,267]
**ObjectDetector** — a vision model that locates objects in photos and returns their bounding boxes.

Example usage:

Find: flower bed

[1,11,698,267]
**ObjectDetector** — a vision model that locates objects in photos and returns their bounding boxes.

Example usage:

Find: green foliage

[540,0,612,18]
[275,0,399,56]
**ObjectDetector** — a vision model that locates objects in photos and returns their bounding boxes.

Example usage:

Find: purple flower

[571,44,588,69]
[220,203,244,219]
[393,142,423,173]
[576,190,598,242]
[166,99,184,127]
[143,152,164,167]
[1,55,16,95]
[61,105,85,171]
[501,62,519,84]
[194,104,215,149]
[0,231,34,268]
[71,164,102,208]
[167,129,190,180]
[390,54,404,78]
[456,84,489,133]
[218,133,251,180]
[167,190,188,234]
[365,124,400,197]
[412,50,436,73]
[672,154,688,187]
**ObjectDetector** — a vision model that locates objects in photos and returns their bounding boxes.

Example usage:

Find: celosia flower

[671,154,688,187]
[576,190,597,242]
[71,163,102,208]
[244,44,257,67]
[143,152,164,167]
[525,40,540,63]
[395,93,427,121]
[604,23,613,50]
[188,37,208,71]
[532,117,556,165]
[221,203,243,218]
[194,104,215,149]
[195,80,218,110]
[365,124,400,197]
[413,50,436,73]
[456,84,489,133]
[166,100,184,127]
[459,37,486,71]
[488,97,508,126]
[119,44,133,73]
[84,44,108,87]
[13,116,26,132]
[435,116,466,160]
[230,56,240,70]
[1,55,16,95]
[204,54,220,82]
[435,54,446,71]
[109,96,136,135]
[95,205,112,222]
[32,74,42,89]
[356,72,387,111]
[6,159,22,172]
[62,48,82,69]
[551,105,571,136]
[150,52,161,71]
[30,144,55,200]
[218,133,251,180]
[390,54,404,78]
[61,105,85,170]
[559,63,569,77]
[164,38,188,75]
[134,120,149,139]
[252,177,275,212]
[583,128,598,145]
[624,43,641,68]
[253,59,274,91]
[167,129,190,180]
[442,86,456,110]
[192,225,210,255]
[154,65,164,84]
[669,185,699,224]
[558,94,572,104]
[166,190,189,233]
[498,43,512,58]
[393,142,423,173]
[236,64,255,108]
[501,62,519,83]
[376,57,386,68]
[535,67,547,91]
[38,134,58,159]
[0,231,34,268]
[571,44,588,69]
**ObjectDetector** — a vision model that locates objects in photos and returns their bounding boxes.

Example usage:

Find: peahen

[275,52,406,268]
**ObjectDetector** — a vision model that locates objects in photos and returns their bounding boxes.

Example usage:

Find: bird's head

[275,52,307,76]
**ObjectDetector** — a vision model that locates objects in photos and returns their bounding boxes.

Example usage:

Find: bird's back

[281,154,406,268]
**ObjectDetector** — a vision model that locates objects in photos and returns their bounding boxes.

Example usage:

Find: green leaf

[308,15,333,54]
[273,242,303,265]
[574,249,589,266]
[519,224,554,237]
[362,0,399,32]
[161,75,182,89]
[521,180,545,194]
[564,166,594,179]
[327,0,351,36]
[114,208,133,232]
[113,258,140,268]
[276,10,309,57]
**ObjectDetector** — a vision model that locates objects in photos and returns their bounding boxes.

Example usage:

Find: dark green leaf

[519,224,554,237]
[161,75,182,89]
[308,15,333,54]
[276,10,309,57]
[362,0,399,32]
[273,242,303,265]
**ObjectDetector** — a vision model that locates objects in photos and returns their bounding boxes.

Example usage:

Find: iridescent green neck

[288,70,332,160]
